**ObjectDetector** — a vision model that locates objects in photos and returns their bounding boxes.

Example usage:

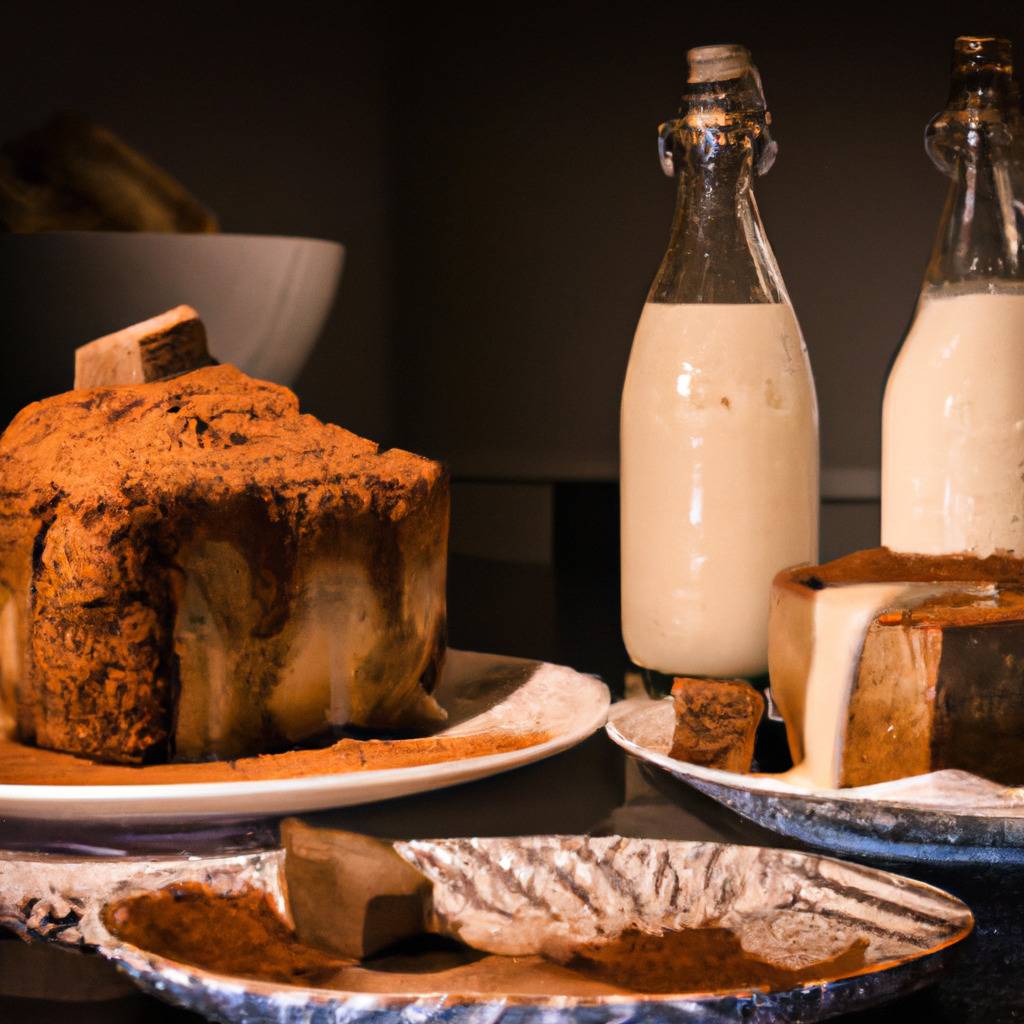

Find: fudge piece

[281,819,430,959]
[74,305,214,389]
[0,322,448,764]
[769,547,1024,788]
[0,113,217,233]
[668,677,764,772]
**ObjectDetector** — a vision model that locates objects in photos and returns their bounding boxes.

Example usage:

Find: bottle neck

[649,133,787,304]
[926,144,1022,286]
[924,38,1024,289]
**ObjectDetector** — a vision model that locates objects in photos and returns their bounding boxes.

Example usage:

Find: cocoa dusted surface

[877,589,1024,628]
[0,729,551,786]
[104,884,871,998]
[563,928,869,995]
[0,364,448,764]
[785,547,1024,588]
[103,884,344,986]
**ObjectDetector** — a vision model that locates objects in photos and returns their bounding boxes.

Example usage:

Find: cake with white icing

[769,548,1024,788]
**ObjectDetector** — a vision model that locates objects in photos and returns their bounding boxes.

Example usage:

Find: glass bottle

[882,36,1024,556]
[620,44,819,683]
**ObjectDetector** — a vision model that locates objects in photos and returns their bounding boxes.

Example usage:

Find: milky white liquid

[882,288,1024,556]
[621,302,819,677]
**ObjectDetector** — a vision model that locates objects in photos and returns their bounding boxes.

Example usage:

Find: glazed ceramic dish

[608,698,1024,864]
[82,835,973,1023]
[0,651,609,824]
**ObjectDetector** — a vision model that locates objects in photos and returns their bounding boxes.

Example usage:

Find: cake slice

[769,548,1024,788]
[0,325,448,764]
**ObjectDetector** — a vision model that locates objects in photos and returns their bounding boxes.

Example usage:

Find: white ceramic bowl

[0,232,344,425]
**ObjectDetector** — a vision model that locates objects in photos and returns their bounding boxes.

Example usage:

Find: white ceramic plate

[0,651,608,824]
[607,699,1024,864]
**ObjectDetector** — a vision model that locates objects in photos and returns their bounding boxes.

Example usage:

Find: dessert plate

[92,835,972,1024]
[0,651,609,824]
[608,699,1024,865]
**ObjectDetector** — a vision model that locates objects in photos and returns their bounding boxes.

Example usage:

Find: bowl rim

[0,230,345,250]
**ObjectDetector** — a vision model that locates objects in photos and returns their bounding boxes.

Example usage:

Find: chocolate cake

[770,547,1024,788]
[0,314,448,764]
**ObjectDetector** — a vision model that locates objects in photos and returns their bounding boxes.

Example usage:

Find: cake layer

[769,548,1024,788]
[0,363,448,763]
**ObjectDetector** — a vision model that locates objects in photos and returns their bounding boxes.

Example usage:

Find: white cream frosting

[770,578,995,789]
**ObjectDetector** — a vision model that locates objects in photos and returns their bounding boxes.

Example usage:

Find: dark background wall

[1,2,1022,561]
[390,3,1024,492]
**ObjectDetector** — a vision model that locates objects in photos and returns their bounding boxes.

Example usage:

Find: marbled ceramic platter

[608,698,1024,864]
[88,835,972,1024]
[0,651,609,823]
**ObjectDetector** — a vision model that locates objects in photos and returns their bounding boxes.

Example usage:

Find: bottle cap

[952,36,1013,74]
[659,44,776,178]
[687,44,751,84]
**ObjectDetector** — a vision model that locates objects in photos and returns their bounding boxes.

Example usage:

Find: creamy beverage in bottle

[883,287,1024,555]
[622,303,817,677]
[882,37,1024,556]
[620,45,819,680]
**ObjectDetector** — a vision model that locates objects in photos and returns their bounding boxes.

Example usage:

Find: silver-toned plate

[91,835,972,1023]
[0,847,284,947]
[608,699,1024,865]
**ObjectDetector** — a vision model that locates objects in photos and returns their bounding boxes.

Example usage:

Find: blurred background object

[0,113,217,233]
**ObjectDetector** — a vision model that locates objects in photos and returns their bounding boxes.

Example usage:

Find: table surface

[0,555,1022,1022]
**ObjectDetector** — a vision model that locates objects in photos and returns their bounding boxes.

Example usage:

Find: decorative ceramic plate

[608,699,1024,865]
[0,651,608,824]
[90,835,972,1024]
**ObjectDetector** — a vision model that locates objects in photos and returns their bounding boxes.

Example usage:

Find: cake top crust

[778,546,1024,589]
[0,363,444,531]
[774,546,1024,628]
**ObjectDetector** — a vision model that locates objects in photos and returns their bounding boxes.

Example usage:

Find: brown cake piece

[668,677,763,772]
[770,548,1024,788]
[0,352,448,764]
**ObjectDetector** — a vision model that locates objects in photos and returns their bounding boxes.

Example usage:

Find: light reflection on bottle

[688,482,703,528]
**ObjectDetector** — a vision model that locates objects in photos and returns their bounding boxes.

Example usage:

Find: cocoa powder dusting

[563,927,869,994]
[0,729,551,786]
[106,886,872,998]
[104,884,347,985]
[789,547,1024,587]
